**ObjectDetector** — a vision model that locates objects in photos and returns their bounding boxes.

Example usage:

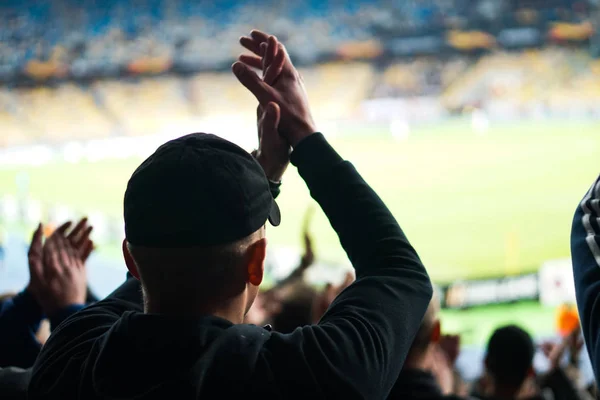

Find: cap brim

[268,199,281,227]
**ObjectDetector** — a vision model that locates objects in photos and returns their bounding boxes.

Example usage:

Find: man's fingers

[45,237,62,276]
[28,223,44,278]
[250,30,270,44]
[232,62,277,104]
[260,42,268,77]
[263,36,278,72]
[238,54,264,70]
[55,221,72,236]
[256,104,264,121]
[81,240,94,263]
[239,36,261,55]
[264,48,285,86]
[264,102,281,131]
[239,31,270,55]
[67,218,88,242]
[29,223,43,257]
[65,241,83,269]
[264,41,286,85]
[56,236,71,269]
[74,226,93,250]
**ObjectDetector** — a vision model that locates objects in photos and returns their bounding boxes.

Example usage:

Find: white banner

[538,258,576,307]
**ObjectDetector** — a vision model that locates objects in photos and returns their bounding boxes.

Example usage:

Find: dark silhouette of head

[485,325,535,397]
[122,133,280,323]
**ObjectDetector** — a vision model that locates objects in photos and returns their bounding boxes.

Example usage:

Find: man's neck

[144,296,246,324]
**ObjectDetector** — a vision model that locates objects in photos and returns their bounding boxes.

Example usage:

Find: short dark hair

[127,232,260,305]
[486,325,535,387]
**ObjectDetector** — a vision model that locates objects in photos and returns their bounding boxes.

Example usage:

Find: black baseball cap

[124,133,280,247]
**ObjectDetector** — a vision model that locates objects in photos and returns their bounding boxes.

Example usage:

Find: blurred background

[0,0,599,381]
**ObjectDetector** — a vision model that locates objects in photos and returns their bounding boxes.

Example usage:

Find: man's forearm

[287,133,432,398]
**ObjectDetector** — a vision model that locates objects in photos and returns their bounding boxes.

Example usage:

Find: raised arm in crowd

[28,32,432,399]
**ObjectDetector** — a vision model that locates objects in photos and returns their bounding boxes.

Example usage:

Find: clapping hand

[234,30,317,148]
[27,218,93,317]
[540,325,584,370]
[247,35,290,183]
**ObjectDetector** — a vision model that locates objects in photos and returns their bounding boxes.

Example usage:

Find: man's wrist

[255,153,286,183]
[289,129,316,148]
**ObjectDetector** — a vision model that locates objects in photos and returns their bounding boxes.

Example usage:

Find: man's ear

[431,320,441,344]
[122,239,140,280]
[246,238,267,286]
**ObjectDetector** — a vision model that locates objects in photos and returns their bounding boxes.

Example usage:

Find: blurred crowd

[0,0,595,79]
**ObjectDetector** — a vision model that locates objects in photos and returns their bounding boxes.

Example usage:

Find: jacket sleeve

[0,289,99,368]
[29,275,142,397]
[571,173,600,385]
[0,290,43,368]
[266,134,433,398]
[0,366,31,400]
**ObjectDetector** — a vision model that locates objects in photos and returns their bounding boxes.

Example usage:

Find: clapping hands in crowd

[27,218,93,317]
[234,30,316,149]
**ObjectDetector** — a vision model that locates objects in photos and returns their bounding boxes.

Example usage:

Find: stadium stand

[1,47,599,148]
[442,49,600,114]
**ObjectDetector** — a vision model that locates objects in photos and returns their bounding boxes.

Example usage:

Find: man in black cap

[29,32,432,399]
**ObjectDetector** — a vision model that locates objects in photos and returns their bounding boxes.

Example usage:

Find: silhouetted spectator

[0,218,94,368]
[28,32,432,399]
[475,325,543,400]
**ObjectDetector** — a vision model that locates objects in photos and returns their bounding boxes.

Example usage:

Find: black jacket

[0,366,30,400]
[28,133,433,399]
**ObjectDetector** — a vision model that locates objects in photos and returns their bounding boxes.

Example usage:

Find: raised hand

[66,217,95,263]
[39,222,88,316]
[439,334,461,366]
[255,102,290,182]
[541,325,584,369]
[234,30,317,147]
[27,223,45,301]
[249,37,290,182]
[431,345,455,395]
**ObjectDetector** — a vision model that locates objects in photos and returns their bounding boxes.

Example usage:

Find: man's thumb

[265,102,281,128]
[232,62,273,104]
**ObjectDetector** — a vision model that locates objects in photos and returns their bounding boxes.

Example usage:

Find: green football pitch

[0,119,598,343]
[1,119,598,282]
